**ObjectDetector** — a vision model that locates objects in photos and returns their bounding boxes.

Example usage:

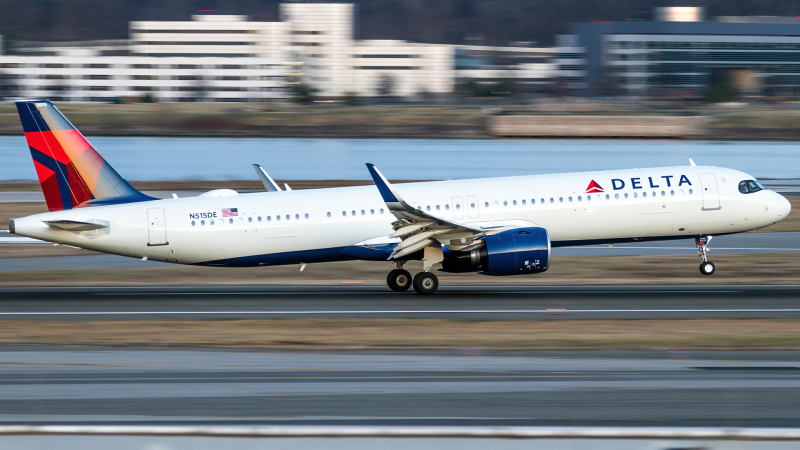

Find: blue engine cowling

[441,227,550,276]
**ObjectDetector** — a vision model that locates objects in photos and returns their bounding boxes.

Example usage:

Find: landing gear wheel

[699,261,716,276]
[387,269,412,292]
[413,272,439,295]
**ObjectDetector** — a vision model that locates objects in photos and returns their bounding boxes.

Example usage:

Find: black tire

[412,272,439,295]
[699,261,716,276]
[387,269,412,292]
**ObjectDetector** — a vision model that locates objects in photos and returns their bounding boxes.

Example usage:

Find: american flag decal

[222,208,238,217]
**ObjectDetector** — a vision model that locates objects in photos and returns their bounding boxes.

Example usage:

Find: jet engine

[441,227,550,275]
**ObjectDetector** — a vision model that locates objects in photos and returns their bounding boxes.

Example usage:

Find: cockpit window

[739,180,765,194]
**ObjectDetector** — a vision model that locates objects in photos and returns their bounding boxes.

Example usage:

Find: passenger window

[210,219,215,225]
[689,189,693,195]
[512,200,517,206]
[277,216,281,221]
[380,208,384,214]
[456,203,461,209]
[304,213,308,219]
[351,211,355,216]
[503,201,507,206]
[587,196,591,201]
[248,217,253,223]
[361,210,365,215]
[540,198,544,204]
[559,197,563,203]
[522,199,526,205]
[446,205,450,210]
[661,191,665,196]
[268,216,272,221]
[327,212,331,218]
[370,209,374,215]
[201,220,205,226]
[426,206,430,211]
[550,198,554,203]
[532,199,536,204]
[342,211,346,217]
[191,220,196,226]
[470,202,475,208]
[568,197,573,202]
[484,202,488,208]
[437,205,441,210]
[286,215,290,220]
[231,218,235,224]
[670,190,674,196]
[258,216,262,222]
[643,192,647,198]
[624,193,629,199]
[578,196,582,201]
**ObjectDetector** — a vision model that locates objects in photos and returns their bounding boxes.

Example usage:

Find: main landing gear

[697,235,716,276]
[387,247,443,295]
[387,265,412,292]
[386,262,441,295]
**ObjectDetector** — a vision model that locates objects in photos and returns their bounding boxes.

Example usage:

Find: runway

[2,285,800,319]
[2,347,800,427]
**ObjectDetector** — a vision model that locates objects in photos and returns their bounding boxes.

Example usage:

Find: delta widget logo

[585,180,604,193]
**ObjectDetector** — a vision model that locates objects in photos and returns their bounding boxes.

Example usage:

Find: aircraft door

[147,208,168,246]
[452,197,464,219]
[466,195,479,219]
[698,173,721,210]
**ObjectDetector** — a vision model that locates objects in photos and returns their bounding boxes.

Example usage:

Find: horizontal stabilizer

[44,220,108,232]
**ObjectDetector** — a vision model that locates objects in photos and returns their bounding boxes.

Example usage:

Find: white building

[352,40,454,97]
[130,15,291,60]
[0,56,286,102]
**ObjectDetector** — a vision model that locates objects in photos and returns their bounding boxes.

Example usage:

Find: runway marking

[2,308,800,316]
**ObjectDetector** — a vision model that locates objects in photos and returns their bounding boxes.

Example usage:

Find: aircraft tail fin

[15,101,152,211]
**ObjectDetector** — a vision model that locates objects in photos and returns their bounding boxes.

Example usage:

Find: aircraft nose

[773,193,792,219]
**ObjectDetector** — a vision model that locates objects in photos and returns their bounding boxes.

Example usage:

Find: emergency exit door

[147,208,168,246]
[698,173,721,210]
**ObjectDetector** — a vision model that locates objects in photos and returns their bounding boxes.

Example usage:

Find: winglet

[253,164,282,192]
[366,163,401,203]
[689,158,696,166]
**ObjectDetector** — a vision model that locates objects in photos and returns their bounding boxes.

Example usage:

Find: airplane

[8,101,792,294]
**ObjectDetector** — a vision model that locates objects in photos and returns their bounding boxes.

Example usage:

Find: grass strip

[5,319,800,350]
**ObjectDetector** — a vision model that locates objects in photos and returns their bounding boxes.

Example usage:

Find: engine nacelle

[441,227,550,276]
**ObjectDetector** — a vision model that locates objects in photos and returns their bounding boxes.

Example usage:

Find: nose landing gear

[697,236,716,275]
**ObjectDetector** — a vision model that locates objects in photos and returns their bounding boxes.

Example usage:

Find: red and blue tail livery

[16,101,152,211]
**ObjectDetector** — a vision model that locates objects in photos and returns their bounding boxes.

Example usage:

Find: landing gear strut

[387,261,412,292]
[697,236,716,276]
[386,247,444,294]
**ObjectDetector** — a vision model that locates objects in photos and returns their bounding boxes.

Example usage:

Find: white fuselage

[11,166,791,267]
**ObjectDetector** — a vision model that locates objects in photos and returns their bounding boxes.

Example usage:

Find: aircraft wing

[366,164,485,259]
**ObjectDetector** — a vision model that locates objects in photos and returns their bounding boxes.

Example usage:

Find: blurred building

[0,3,587,102]
[569,6,800,97]
[0,56,285,102]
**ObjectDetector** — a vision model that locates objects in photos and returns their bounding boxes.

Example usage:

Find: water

[1,136,798,181]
